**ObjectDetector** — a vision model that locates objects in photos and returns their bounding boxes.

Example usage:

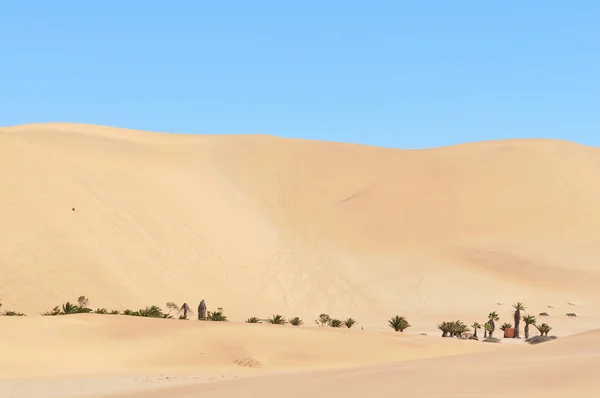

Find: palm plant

[206,311,227,321]
[94,308,109,314]
[344,318,357,329]
[535,323,552,336]
[138,305,169,318]
[438,321,452,337]
[487,311,499,338]
[388,316,411,332]
[42,306,61,316]
[471,322,481,339]
[328,318,345,328]
[522,315,537,339]
[246,317,261,323]
[1,310,26,316]
[512,302,526,338]
[267,315,288,325]
[484,322,493,338]
[110,310,120,315]
[289,317,303,326]
[499,322,513,333]
[453,321,469,337]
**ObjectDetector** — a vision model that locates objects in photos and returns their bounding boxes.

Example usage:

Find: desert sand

[1,122,600,397]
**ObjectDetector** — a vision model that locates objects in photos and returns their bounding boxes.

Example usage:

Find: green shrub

[1,310,26,316]
[267,315,287,325]
[328,318,344,328]
[344,318,357,328]
[289,317,303,326]
[246,317,261,323]
[499,322,513,332]
[206,311,227,321]
[41,301,92,316]
[94,308,109,314]
[388,316,411,332]
[437,320,469,337]
[122,305,172,318]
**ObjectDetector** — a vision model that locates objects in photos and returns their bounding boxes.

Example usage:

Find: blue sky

[1,1,598,149]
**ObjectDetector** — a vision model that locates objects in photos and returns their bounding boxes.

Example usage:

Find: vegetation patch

[388,316,411,332]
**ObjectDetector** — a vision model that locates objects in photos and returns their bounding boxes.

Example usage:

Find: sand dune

[107,328,600,398]
[2,123,600,325]
[2,122,600,396]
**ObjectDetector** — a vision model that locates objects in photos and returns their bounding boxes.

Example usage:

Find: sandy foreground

[2,123,600,396]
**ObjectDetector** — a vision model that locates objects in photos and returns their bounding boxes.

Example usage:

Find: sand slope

[2,123,600,327]
[3,123,600,397]
[109,328,600,398]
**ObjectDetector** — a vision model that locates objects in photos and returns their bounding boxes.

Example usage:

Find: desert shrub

[438,320,469,337]
[122,305,172,318]
[206,311,228,321]
[525,335,557,345]
[328,318,344,328]
[388,316,411,332]
[42,306,61,316]
[566,313,577,317]
[344,318,357,328]
[483,337,501,343]
[535,323,552,336]
[246,317,261,323]
[267,315,287,325]
[62,301,93,314]
[1,310,26,316]
[539,312,550,317]
[42,301,92,316]
[289,317,303,326]
[94,308,109,314]
[110,310,120,315]
[315,314,331,327]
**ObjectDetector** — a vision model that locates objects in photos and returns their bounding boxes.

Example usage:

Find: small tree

[522,315,537,339]
[471,322,481,339]
[315,314,331,327]
[512,302,526,338]
[388,316,411,332]
[484,322,493,338]
[487,312,499,338]
[78,296,90,308]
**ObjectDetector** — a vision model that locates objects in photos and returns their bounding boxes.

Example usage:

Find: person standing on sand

[198,299,206,320]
